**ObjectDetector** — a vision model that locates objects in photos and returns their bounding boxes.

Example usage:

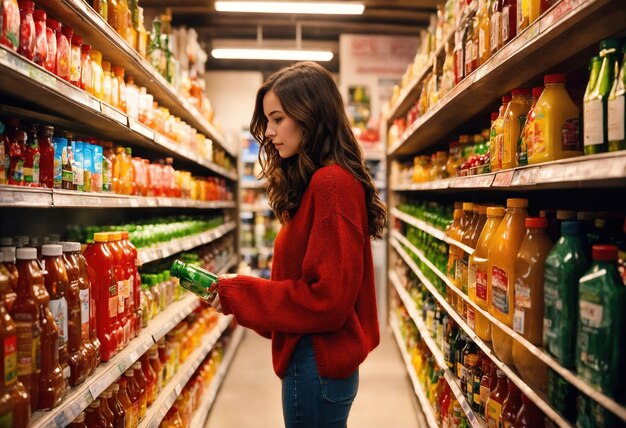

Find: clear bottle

[132,361,147,420]
[17,0,35,60]
[80,44,94,94]
[69,34,82,87]
[136,7,147,58]
[148,17,164,75]
[85,399,107,428]
[608,42,626,152]
[113,67,126,113]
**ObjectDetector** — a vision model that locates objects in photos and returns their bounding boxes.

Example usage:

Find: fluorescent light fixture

[212,48,334,61]
[214,1,365,15]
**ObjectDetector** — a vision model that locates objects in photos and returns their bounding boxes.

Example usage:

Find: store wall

[205,71,264,152]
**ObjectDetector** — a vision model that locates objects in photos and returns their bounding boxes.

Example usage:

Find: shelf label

[145,198,158,207]
[158,197,173,207]
[101,104,128,125]
[511,167,539,186]
[540,0,580,31]
[0,191,15,205]
[492,170,515,187]
[129,119,155,140]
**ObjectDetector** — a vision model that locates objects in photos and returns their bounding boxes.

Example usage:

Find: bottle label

[467,306,476,330]
[118,280,125,314]
[608,95,625,141]
[578,298,607,372]
[487,399,503,428]
[514,280,531,309]
[473,375,482,407]
[49,297,69,345]
[102,158,112,192]
[491,266,510,314]
[24,152,40,184]
[517,115,528,166]
[584,99,604,146]
[10,159,24,184]
[465,40,474,73]
[4,335,17,387]
[443,342,453,369]
[490,12,500,53]
[479,27,488,59]
[15,320,38,376]
[513,308,525,334]
[479,384,490,414]
[579,300,603,328]
[79,288,90,341]
[476,269,488,302]
[561,118,580,151]
[501,6,510,43]
[109,281,118,320]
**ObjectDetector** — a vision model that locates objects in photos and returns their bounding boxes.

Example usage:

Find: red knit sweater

[218,164,380,379]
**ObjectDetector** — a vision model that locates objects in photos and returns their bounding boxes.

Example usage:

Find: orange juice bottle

[519,86,544,166]
[473,206,505,342]
[455,203,475,289]
[466,205,487,329]
[490,96,511,172]
[458,204,481,315]
[488,198,528,365]
[446,208,463,305]
[477,0,491,66]
[502,88,532,170]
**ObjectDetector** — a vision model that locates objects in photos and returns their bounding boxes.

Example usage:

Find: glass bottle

[490,96,511,172]
[477,0,491,66]
[126,0,138,50]
[1,0,20,51]
[99,389,115,428]
[85,399,107,428]
[584,38,620,154]
[608,43,626,152]
[113,67,126,113]
[7,119,26,186]
[132,361,147,419]
[140,353,157,406]
[486,369,507,427]
[514,393,544,427]
[463,16,476,78]
[102,61,113,105]
[108,383,126,428]
[148,17,164,75]
[162,405,183,428]
[460,340,478,396]
[73,244,100,371]
[68,412,86,428]
[490,0,502,55]
[116,378,135,428]
[169,260,218,300]
[500,0,517,47]
[501,379,522,427]
[149,345,164,393]
[136,7,147,58]
[115,0,128,41]
[23,124,40,188]
[43,18,58,74]
[106,0,118,31]
[124,369,139,425]
[17,0,35,60]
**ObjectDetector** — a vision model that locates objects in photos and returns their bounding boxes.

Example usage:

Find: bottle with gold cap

[488,198,528,364]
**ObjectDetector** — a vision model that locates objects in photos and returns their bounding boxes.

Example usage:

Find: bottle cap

[71,34,82,46]
[556,210,576,221]
[101,389,111,398]
[111,383,119,392]
[531,86,544,100]
[592,245,618,261]
[125,369,134,377]
[525,217,548,228]
[544,74,566,85]
[133,362,142,370]
[1,247,15,263]
[42,244,63,257]
[61,25,73,38]
[506,198,528,208]
[462,202,474,211]
[0,237,12,246]
[33,8,46,21]
[16,247,37,260]
[486,206,505,217]
[121,231,129,239]
[81,44,92,53]
[511,88,530,97]
[93,232,108,243]
[561,221,580,236]
[18,0,34,12]
[502,95,512,104]
[46,18,61,32]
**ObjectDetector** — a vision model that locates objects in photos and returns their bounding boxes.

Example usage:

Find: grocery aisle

[206,326,421,427]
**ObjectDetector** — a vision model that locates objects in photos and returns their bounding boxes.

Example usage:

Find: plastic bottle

[23,124,40,188]
[500,0,517,47]
[490,96,511,172]
[83,233,119,361]
[473,206,505,341]
[123,369,139,425]
[486,369,507,428]
[501,379,522,427]
[125,76,140,121]
[106,232,128,348]
[120,231,140,337]
[37,125,54,189]
[93,0,107,21]
[519,86,543,165]
[132,361,147,419]
[55,23,70,81]
[446,208,463,292]
[91,50,104,100]
[6,119,26,186]
[608,42,626,152]
[1,247,18,304]
[575,245,626,400]
[514,393,544,427]
[169,260,218,300]
[113,67,127,113]
[511,217,552,390]
[1,0,20,51]
[80,44,93,94]
[466,205,487,328]
[116,378,134,428]
[148,344,163,393]
[43,18,57,73]
[99,389,115,427]
[529,74,582,164]
[108,383,126,428]
[488,198,528,365]
[543,221,588,368]
[17,0,35,60]
[162,405,183,428]
[102,61,113,105]
[106,0,118,30]
[85,399,107,428]
[584,39,621,154]
[473,354,488,413]
[502,88,532,170]
[140,353,156,406]
[32,8,47,67]
[68,34,82,87]
[477,0,491,66]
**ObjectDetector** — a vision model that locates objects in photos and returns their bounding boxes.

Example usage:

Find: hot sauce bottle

[108,383,126,428]
[38,125,54,189]
[73,243,100,371]
[116,379,134,428]
[132,361,148,419]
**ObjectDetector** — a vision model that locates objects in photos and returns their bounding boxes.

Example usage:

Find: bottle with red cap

[501,88,532,170]
[5,118,26,186]
[32,8,47,66]
[529,74,582,165]
[576,244,626,402]
[17,0,35,60]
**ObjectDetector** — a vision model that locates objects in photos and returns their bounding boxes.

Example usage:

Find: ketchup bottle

[73,244,101,371]
[106,232,128,349]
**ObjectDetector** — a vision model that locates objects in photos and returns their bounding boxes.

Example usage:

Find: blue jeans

[282,336,359,428]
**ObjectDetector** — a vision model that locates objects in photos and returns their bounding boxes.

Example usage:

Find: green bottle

[608,42,626,152]
[543,221,588,368]
[148,17,165,76]
[584,39,621,155]
[575,245,626,400]
[170,260,218,300]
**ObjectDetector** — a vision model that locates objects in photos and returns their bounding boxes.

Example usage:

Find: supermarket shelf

[389,314,438,428]
[30,293,202,428]
[240,202,272,212]
[391,152,626,192]
[0,48,237,181]
[391,237,574,428]
[391,208,474,255]
[32,0,229,155]
[387,0,625,157]
[137,221,237,265]
[139,315,234,428]
[240,179,267,189]
[189,326,245,428]
[389,270,485,428]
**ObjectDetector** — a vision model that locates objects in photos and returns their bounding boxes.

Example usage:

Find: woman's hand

[211,274,238,313]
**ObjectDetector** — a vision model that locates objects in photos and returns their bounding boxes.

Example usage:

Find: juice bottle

[1,0,20,52]
[488,198,528,365]
[500,0,517,47]
[84,399,107,428]
[80,44,94,94]
[440,379,451,426]
[116,378,134,428]
[543,221,588,368]
[501,379,522,428]
[90,50,104,101]
[132,362,147,419]
[113,67,126,113]
[490,96,511,172]
[486,369,507,428]
[608,42,626,152]
[55,23,70,81]
[446,208,462,289]
[511,217,552,390]
[529,74,582,164]
[108,383,126,428]
[99,389,115,427]
[38,125,54,189]
[455,203,474,294]
[162,405,183,428]
[69,34,82,88]
[0,248,17,310]
[576,245,626,400]
[158,338,168,383]
[519,86,543,166]
[466,205,487,329]
[123,369,139,426]
[169,260,218,300]
[477,0,490,66]
[93,0,107,21]
[514,393,544,428]
[489,0,502,55]
[73,243,100,371]
[149,345,163,393]
[61,242,90,386]
[102,61,112,105]
[83,233,119,361]
[473,355,489,412]
[140,353,156,406]
[501,88,532,170]
[23,124,40,188]
[584,39,620,155]
[17,0,35,60]
[106,0,119,30]
[464,16,478,77]
[11,247,42,409]
[107,232,128,348]
[41,244,71,390]
[473,206,505,341]
[461,340,478,396]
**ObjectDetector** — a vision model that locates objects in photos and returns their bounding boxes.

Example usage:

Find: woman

[212,61,386,428]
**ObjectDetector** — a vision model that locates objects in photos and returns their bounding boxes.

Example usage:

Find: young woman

[212,61,386,428]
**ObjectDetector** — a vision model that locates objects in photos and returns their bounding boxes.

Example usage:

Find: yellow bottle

[490,96,511,172]
[528,74,582,165]
[472,206,505,342]
[102,61,112,105]
[501,89,532,170]
[488,198,528,365]
[477,0,491,66]
[137,7,148,58]
[90,50,104,100]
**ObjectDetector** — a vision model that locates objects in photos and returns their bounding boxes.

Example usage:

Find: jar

[44,18,58,73]
[1,0,20,51]
[90,49,104,99]
[80,44,93,93]
[18,0,35,60]
[69,34,82,87]
[56,23,71,80]
[32,8,47,66]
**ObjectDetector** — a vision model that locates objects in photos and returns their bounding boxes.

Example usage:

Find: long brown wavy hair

[250,62,386,239]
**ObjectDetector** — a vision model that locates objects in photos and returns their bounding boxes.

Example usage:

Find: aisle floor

[206,327,421,427]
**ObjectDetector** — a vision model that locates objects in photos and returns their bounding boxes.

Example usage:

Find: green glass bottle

[575,245,626,401]
[608,42,626,152]
[584,39,620,155]
[543,221,588,368]
[170,260,218,301]
[148,17,164,76]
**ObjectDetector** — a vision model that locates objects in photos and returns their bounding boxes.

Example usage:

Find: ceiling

[140,0,438,73]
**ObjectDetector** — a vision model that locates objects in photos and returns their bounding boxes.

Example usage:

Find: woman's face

[263,90,303,159]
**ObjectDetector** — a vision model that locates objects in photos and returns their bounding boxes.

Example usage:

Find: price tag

[519,22,540,46]
[27,64,56,89]
[54,412,70,428]
[129,198,139,208]
[129,119,155,140]
[0,190,15,205]
[540,0,578,31]
[146,198,158,207]
[159,197,173,207]
[492,170,515,187]
[101,104,128,125]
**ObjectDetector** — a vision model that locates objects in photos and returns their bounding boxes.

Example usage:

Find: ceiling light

[212,48,334,61]
[214,1,365,15]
